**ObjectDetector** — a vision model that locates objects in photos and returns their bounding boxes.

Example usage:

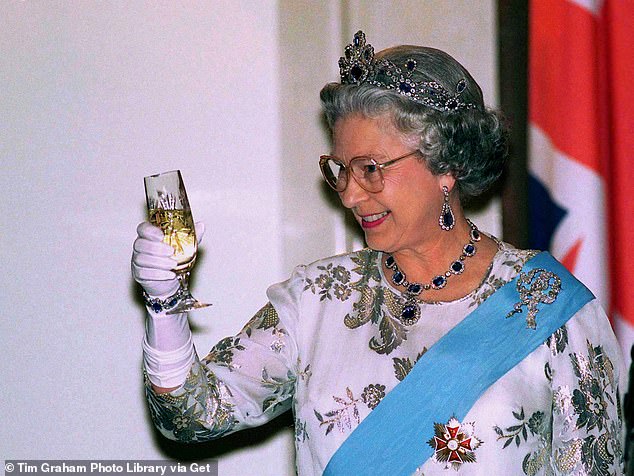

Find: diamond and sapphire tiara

[338,31,476,112]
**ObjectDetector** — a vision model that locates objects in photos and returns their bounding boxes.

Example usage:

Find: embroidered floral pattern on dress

[570,340,617,433]
[145,361,237,441]
[360,384,386,409]
[553,424,623,475]
[294,417,310,443]
[546,325,568,355]
[202,336,245,371]
[468,275,506,308]
[205,302,288,363]
[553,385,576,433]
[270,328,287,353]
[304,263,352,301]
[392,348,427,381]
[314,387,361,435]
[494,407,548,449]
[493,406,552,475]
[340,250,414,354]
[495,338,623,475]
[428,417,482,470]
[297,359,312,383]
[203,303,287,371]
[468,253,537,309]
[261,367,296,413]
[241,302,280,337]
[314,383,388,435]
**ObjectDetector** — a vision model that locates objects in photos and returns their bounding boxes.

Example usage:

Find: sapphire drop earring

[439,186,455,231]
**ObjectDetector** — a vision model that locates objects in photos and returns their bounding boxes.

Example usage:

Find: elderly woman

[132,32,624,475]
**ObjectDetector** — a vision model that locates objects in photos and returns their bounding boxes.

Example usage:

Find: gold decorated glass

[144,170,210,314]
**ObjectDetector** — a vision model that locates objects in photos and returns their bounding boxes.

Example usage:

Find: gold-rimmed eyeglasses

[319,150,421,193]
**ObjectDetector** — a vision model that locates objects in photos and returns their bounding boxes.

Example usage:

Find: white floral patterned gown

[145,242,625,475]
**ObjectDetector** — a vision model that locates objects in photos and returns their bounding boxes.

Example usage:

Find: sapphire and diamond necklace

[385,219,481,325]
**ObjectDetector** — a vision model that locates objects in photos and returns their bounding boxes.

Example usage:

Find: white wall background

[1,1,498,474]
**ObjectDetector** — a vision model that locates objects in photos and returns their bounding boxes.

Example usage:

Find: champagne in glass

[148,208,197,271]
[144,170,210,314]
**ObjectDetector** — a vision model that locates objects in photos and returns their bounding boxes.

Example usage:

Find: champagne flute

[144,170,210,314]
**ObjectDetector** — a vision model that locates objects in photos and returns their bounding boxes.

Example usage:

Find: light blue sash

[324,252,594,476]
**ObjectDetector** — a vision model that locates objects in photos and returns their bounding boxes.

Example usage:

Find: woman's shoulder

[267,248,381,302]
[301,248,381,277]
[492,238,538,261]
[491,241,619,357]
[485,238,541,281]
[492,240,595,296]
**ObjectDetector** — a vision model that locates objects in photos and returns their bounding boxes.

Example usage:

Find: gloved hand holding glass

[133,170,210,314]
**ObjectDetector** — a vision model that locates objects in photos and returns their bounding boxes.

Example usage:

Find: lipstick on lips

[359,211,390,229]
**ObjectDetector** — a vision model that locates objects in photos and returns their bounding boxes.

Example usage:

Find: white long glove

[132,221,205,388]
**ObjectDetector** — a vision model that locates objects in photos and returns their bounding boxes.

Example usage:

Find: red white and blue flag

[528,0,634,363]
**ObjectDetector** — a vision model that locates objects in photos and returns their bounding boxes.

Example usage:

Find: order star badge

[428,417,482,470]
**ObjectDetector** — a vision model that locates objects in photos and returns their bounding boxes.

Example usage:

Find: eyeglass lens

[322,159,347,191]
[322,157,384,192]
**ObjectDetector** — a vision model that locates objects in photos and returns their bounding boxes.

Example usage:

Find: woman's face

[332,113,448,254]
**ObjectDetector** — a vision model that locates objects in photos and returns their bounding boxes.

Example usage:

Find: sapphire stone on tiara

[338,31,477,112]
[339,31,375,85]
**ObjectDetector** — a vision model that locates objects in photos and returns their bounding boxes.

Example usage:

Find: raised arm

[132,222,303,441]
[145,300,299,442]
[132,221,200,393]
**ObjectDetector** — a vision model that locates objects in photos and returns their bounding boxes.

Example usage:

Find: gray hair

[320,45,508,200]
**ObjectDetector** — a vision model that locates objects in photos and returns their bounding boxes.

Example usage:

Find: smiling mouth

[361,211,389,223]
[359,211,390,228]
